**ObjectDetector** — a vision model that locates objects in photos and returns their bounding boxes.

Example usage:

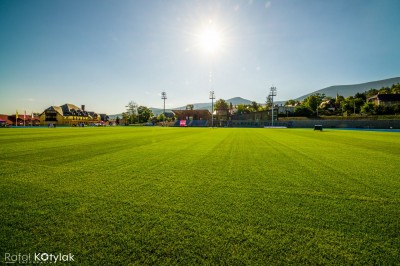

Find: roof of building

[39,104,107,120]
[43,106,64,116]
[60,104,81,114]
[368,94,400,102]
[377,94,400,101]
[172,109,211,116]
[164,112,175,118]
[0,115,11,124]
[41,104,89,117]
[172,109,211,120]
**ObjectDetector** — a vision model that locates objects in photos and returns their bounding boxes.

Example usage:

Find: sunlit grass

[1,127,399,264]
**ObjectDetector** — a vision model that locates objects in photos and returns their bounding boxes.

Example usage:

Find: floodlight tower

[209,90,215,128]
[161,91,167,125]
[269,86,277,127]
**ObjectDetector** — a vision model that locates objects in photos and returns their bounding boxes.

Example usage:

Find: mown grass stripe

[1,127,399,264]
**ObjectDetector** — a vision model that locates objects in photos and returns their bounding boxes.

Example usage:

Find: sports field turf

[1,127,399,264]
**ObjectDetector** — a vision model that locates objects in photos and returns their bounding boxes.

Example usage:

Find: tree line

[118,101,154,125]
[117,83,400,124]
[214,99,265,114]
[286,83,400,117]
[213,83,400,117]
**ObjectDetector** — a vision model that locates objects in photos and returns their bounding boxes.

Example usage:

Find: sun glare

[199,28,222,54]
[196,20,224,55]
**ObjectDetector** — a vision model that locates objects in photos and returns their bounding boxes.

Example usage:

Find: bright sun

[199,28,222,54]
[196,20,224,55]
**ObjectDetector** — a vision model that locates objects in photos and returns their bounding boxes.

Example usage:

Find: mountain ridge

[294,77,400,101]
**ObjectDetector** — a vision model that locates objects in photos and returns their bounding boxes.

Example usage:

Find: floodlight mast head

[161,91,167,100]
[270,86,277,96]
[209,90,215,100]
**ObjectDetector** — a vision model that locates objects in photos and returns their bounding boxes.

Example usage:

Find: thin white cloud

[265,1,271,9]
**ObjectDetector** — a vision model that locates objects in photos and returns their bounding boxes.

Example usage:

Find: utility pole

[269,86,277,127]
[161,91,167,125]
[209,91,215,128]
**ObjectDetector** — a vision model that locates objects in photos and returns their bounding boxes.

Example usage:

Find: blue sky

[1,0,399,115]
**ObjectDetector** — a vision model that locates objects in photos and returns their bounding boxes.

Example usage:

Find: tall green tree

[354,92,366,101]
[214,99,229,110]
[294,105,313,117]
[365,89,379,98]
[266,95,272,108]
[379,86,391,94]
[157,113,166,122]
[285,99,299,106]
[303,94,324,114]
[251,101,260,111]
[304,95,319,111]
[391,83,400,94]
[121,112,131,125]
[126,101,137,114]
[137,106,153,123]
[353,98,364,114]
[236,104,250,114]
[361,102,375,115]
[126,101,138,124]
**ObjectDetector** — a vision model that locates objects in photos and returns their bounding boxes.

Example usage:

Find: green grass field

[1,127,399,264]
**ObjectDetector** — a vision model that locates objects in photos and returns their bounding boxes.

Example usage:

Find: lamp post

[269,86,277,127]
[161,91,167,125]
[209,90,215,128]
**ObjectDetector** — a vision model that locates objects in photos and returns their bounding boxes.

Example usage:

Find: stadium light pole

[161,91,167,125]
[269,86,277,127]
[209,90,215,128]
